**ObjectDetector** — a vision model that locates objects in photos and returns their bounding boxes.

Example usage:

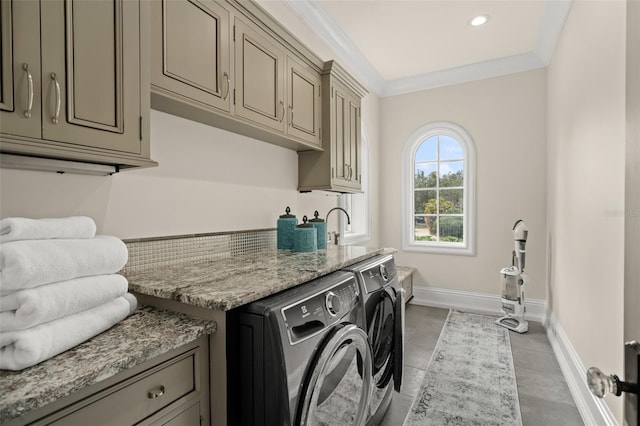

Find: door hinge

[139,116,143,141]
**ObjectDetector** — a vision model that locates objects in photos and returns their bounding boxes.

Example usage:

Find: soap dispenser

[277,206,297,250]
[309,210,327,250]
[293,216,317,252]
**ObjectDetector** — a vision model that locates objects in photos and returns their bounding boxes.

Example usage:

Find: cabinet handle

[223,72,230,101]
[349,165,353,181]
[148,385,166,399]
[23,64,33,119]
[279,101,285,123]
[290,106,294,126]
[50,73,61,125]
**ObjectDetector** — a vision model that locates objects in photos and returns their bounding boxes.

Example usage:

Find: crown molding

[283,0,573,98]
[282,0,385,95]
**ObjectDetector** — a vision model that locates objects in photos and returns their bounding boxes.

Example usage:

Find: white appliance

[496,220,529,333]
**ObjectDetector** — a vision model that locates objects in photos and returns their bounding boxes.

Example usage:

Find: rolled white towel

[0,236,128,295]
[0,216,97,243]
[0,274,128,332]
[0,293,137,371]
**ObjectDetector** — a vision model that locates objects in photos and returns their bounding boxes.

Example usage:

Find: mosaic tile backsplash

[122,229,276,274]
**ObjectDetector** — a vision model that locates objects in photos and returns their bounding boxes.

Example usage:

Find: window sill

[402,242,475,256]
[342,233,371,245]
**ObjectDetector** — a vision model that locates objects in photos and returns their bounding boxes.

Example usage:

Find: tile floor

[379,304,584,425]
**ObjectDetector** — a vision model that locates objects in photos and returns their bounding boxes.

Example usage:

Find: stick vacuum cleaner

[496,220,529,334]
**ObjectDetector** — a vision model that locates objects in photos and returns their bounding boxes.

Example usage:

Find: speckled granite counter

[126,245,394,311]
[0,306,216,423]
[396,266,416,283]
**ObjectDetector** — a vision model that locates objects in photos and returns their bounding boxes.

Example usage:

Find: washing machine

[227,271,373,426]
[343,254,404,426]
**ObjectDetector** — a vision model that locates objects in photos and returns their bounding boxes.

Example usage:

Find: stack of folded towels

[0,216,137,371]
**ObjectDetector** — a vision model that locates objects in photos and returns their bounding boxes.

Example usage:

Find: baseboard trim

[410,285,546,322]
[545,310,619,426]
[409,285,618,425]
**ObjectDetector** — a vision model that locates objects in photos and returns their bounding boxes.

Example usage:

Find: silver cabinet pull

[147,385,165,399]
[23,64,33,118]
[290,106,294,126]
[279,101,285,123]
[223,72,230,101]
[50,73,61,124]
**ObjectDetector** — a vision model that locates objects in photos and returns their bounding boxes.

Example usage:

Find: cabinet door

[151,0,230,113]
[0,0,41,139]
[234,17,285,132]
[346,93,361,187]
[331,81,349,184]
[286,55,321,147]
[40,0,142,154]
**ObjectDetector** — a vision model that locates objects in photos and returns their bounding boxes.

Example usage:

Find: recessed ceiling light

[470,15,490,26]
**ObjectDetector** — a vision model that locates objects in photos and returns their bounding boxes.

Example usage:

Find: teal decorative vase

[294,215,317,252]
[277,207,297,250]
[309,210,327,250]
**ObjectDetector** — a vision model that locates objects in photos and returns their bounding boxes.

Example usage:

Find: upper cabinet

[0,0,156,170]
[286,55,322,148]
[298,61,367,193]
[234,17,285,133]
[150,0,326,152]
[151,0,231,114]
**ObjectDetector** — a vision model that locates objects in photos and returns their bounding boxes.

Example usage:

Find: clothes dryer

[227,271,372,426]
[343,254,404,425]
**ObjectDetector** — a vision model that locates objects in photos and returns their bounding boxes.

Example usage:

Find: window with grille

[403,122,476,255]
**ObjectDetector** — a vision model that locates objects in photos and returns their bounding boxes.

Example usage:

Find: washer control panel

[283,277,359,344]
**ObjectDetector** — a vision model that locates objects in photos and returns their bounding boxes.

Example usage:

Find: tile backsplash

[122,229,276,273]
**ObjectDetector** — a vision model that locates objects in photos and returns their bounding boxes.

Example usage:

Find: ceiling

[276,0,573,97]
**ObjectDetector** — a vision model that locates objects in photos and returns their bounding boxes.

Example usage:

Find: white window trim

[340,123,371,245]
[401,122,476,255]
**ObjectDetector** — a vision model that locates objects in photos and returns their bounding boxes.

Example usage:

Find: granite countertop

[396,266,416,283]
[0,306,216,423]
[127,245,395,311]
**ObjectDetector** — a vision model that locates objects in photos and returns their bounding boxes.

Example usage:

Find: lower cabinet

[11,337,210,426]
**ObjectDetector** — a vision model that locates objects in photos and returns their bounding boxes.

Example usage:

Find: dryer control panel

[282,277,359,344]
[359,257,398,294]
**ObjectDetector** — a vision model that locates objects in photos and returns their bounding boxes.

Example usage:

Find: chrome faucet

[325,207,351,245]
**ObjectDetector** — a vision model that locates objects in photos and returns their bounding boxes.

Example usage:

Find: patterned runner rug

[404,310,523,426]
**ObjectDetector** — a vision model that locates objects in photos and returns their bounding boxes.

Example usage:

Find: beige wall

[380,69,548,300]
[547,0,626,420]
[0,110,339,239]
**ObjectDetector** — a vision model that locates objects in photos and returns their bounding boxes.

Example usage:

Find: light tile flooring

[379,304,584,425]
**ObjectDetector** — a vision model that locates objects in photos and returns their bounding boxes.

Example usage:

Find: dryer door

[297,324,373,426]
[393,287,405,392]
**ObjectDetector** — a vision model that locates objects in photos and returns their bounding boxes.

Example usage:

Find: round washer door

[297,324,373,426]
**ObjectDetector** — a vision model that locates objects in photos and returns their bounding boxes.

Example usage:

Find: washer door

[297,324,373,426]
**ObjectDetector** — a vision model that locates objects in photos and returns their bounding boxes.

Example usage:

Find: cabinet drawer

[48,353,196,425]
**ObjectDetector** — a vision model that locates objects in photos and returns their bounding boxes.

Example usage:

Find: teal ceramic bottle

[277,207,297,250]
[309,210,327,250]
[293,216,317,252]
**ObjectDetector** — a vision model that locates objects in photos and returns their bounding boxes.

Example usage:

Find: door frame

[624,0,640,424]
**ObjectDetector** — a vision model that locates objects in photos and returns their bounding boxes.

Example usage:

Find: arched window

[402,122,476,255]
